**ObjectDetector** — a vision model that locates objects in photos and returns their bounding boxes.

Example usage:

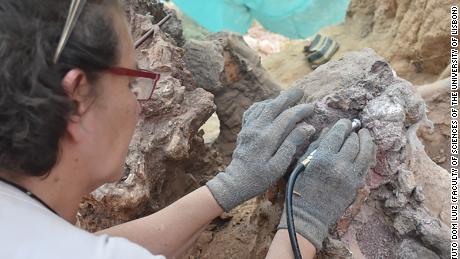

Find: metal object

[53,0,87,63]
[351,118,362,132]
[300,149,317,166]
[300,119,360,166]
[134,14,172,49]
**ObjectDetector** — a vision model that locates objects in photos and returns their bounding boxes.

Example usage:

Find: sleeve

[173,0,253,34]
[244,0,350,39]
[232,0,309,17]
[96,235,166,259]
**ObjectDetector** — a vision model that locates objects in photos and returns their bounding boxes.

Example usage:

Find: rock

[413,185,426,202]
[185,48,449,259]
[396,239,440,259]
[219,212,233,221]
[393,208,449,258]
[394,211,417,236]
[183,32,281,161]
[321,0,453,83]
[197,231,214,246]
[397,169,416,194]
[416,78,451,170]
[418,217,450,258]
[405,118,450,225]
[77,2,223,232]
[183,48,448,258]
[317,238,353,259]
[384,192,408,210]
[291,49,425,182]
[123,0,185,46]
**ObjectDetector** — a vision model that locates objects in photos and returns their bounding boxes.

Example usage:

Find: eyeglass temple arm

[134,14,172,49]
[53,0,87,64]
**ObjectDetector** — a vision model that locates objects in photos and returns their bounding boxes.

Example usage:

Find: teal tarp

[172,0,351,39]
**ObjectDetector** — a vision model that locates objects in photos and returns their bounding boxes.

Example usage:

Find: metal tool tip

[351,119,362,131]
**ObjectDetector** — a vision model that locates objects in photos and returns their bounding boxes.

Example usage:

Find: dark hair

[0,0,122,177]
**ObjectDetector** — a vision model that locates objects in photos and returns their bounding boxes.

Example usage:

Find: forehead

[111,9,136,69]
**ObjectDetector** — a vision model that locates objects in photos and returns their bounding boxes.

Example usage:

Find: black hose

[285,119,361,258]
[285,163,306,259]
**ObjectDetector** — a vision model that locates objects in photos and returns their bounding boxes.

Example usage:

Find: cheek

[134,98,141,119]
[98,89,138,143]
[122,94,140,139]
[129,95,140,125]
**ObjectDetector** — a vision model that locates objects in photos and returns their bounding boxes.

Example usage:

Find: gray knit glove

[278,119,377,250]
[206,88,315,212]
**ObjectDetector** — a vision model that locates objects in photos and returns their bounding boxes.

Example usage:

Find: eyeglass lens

[131,77,155,101]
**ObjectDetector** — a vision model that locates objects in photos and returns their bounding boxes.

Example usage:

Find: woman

[0,0,376,258]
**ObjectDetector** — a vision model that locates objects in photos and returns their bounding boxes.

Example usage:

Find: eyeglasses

[54,0,161,101]
[108,67,160,101]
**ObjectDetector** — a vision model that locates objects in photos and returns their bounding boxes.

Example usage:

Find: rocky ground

[183,48,450,259]
[77,0,452,258]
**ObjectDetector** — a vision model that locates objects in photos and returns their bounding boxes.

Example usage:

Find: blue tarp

[172,0,351,39]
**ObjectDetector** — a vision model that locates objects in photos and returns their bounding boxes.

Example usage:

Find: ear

[61,69,93,141]
[61,68,94,117]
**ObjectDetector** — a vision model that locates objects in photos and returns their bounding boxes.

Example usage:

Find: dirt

[184,197,283,259]
[260,0,454,173]
[263,0,454,88]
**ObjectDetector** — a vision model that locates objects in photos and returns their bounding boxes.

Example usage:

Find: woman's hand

[278,119,377,250]
[206,88,315,211]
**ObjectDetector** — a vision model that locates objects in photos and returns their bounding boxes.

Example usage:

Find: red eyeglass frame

[108,67,161,101]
